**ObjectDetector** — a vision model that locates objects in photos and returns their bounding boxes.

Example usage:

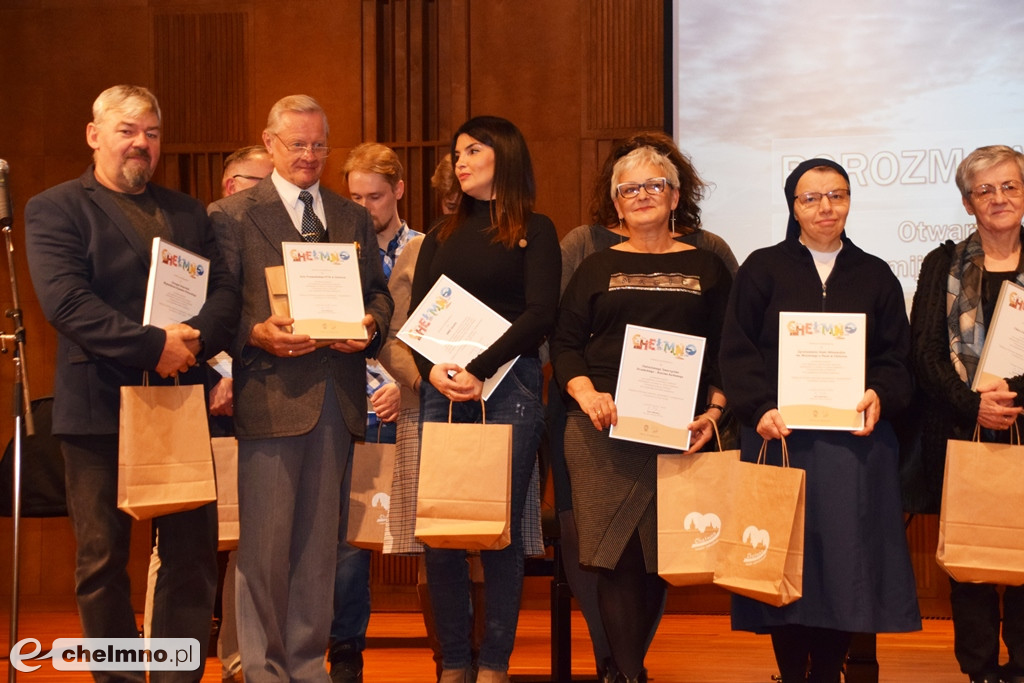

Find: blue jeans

[421,357,544,672]
[61,434,217,683]
[329,421,396,656]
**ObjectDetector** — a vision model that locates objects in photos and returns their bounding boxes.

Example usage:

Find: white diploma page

[282,242,367,341]
[973,280,1024,390]
[142,237,210,326]
[397,275,517,401]
[777,312,866,430]
[608,324,706,451]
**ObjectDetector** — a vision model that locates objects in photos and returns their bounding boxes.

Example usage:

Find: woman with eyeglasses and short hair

[550,145,732,683]
[547,132,737,682]
[719,159,921,682]
[909,145,1024,683]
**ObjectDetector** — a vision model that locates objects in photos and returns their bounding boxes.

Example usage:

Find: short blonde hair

[92,85,161,126]
[956,145,1024,198]
[343,142,403,188]
[265,94,329,137]
[609,146,680,200]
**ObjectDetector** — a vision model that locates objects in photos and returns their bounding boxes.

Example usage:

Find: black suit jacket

[25,167,240,436]
[208,177,392,440]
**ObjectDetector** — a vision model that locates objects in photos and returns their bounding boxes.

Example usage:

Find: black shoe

[968,674,1000,683]
[329,649,364,683]
[613,669,647,683]
[599,658,617,683]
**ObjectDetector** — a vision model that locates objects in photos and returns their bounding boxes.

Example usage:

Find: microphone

[0,159,12,228]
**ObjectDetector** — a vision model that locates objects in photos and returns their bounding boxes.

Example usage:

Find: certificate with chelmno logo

[972,280,1024,390]
[143,237,209,327]
[397,274,517,401]
[609,324,706,451]
[282,242,367,340]
[777,312,865,430]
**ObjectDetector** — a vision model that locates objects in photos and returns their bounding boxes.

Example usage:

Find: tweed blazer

[25,167,240,436]
[208,177,393,440]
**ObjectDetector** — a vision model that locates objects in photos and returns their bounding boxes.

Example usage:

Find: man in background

[207,145,274,418]
[210,144,273,682]
[327,142,421,682]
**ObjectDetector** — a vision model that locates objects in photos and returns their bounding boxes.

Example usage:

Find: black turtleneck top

[410,199,561,381]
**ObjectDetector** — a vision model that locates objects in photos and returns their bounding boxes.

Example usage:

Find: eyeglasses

[616,177,673,199]
[970,181,1023,203]
[231,174,265,181]
[273,133,331,159]
[794,189,851,207]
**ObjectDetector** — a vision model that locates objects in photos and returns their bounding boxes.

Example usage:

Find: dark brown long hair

[590,131,708,233]
[433,116,536,248]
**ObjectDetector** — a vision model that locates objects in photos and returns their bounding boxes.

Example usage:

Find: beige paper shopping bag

[713,438,805,606]
[211,436,239,551]
[937,428,1024,586]
[118,379,216,521]
[415,401,513,550]
[347,441,397,551]
[657,421,740,586]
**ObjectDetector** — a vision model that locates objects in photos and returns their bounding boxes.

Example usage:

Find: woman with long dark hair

[409,116,561,683]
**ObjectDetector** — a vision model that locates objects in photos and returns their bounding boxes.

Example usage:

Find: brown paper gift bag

[713,438,805,606]
[346,441,397,551]
[415,401,513,550]
[211,437,239,551]
[657,419,740,586]
[937,427,1024,585]
[117,378,217,521]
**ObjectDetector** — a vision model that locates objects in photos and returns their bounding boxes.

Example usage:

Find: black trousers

[950,579,1024,676]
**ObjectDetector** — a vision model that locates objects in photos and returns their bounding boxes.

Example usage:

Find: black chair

[0,396,66,518]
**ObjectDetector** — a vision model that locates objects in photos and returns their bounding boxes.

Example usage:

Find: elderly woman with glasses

[550,145,732,683]
[909,145,1024,683]
[719,158,921,682]
[548,132,738,682]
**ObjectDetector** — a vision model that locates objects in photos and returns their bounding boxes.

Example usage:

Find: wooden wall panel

[153,11,249,146]
[353,0,462,233]
[583,0,664,136]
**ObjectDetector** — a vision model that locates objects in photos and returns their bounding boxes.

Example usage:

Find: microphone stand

[2,217,33,683]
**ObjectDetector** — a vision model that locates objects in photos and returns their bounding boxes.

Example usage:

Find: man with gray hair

[209,94,392,681]
[25,84,239,682]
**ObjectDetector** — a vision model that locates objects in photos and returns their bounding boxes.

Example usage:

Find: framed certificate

[777,312,866,430]
[973,279,1024,390]
[397,275,517,401]
[143,237,210,326]
[282,242,367,341]
[608,324,706,451]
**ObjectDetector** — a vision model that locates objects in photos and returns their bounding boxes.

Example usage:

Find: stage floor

[3,609,978,682]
